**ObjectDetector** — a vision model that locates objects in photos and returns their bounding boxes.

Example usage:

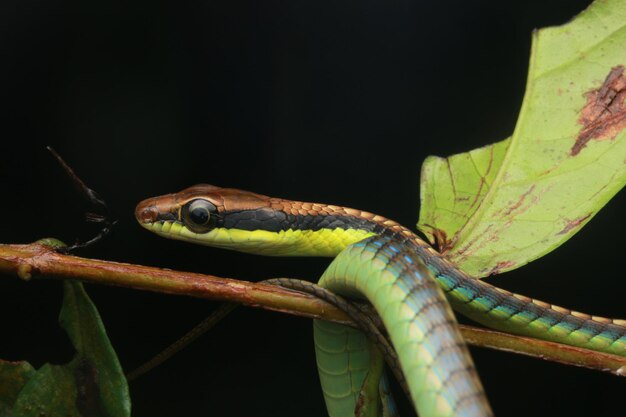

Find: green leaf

[418,0,626,278]
[0,361,35,416]
[5,282,130,417]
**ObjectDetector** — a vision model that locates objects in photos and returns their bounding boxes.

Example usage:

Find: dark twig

[46,146,117,252]
[126,303,238,381]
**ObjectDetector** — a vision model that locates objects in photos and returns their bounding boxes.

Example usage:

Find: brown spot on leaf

[557,213,592,235]
[500,185,536,218]
[455,224,494,258]
[486,260,516,276]
[571,65,626,156]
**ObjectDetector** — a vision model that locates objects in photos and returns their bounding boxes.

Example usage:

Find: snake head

[135,184,286,253]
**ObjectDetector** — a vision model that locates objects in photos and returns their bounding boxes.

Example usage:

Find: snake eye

[181,199,217,233]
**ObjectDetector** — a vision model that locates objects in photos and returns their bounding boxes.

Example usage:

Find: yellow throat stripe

[143,220,375,257]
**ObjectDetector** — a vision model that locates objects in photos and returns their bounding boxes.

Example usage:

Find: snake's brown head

[136,184,269,227]
[135,184,291,253]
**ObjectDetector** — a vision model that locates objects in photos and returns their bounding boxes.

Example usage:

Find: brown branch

[460,325,626,376]
[0,241,351,324]
[1,241,625,377]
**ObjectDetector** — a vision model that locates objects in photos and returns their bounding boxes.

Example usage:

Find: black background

[2,0,625,416]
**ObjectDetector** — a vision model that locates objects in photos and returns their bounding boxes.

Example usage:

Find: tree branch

[1,241,624,377]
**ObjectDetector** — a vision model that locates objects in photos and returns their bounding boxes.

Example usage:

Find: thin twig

[126,303,238,381]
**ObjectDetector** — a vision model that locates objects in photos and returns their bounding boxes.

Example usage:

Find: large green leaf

[418,0,626,278]
[2,282,130,417]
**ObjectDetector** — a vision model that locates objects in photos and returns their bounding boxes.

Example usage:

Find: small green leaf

[5,282,130,417]
[35,238,67,250]
[418,0,626,277]
[0,361,35,416]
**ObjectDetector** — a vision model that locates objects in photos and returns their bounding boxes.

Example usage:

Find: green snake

[135,184,626,417]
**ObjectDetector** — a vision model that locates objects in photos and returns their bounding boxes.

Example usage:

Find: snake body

[135,184,626,416]
[313,234,489,416]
